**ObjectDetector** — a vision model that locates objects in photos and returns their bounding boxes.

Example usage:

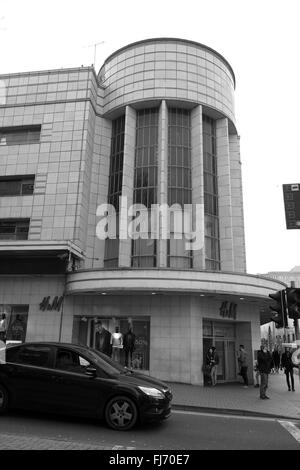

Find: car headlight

[138,386,165,399]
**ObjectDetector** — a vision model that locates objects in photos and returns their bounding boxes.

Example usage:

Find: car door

[49,347,110,417]
[4,344,56,410]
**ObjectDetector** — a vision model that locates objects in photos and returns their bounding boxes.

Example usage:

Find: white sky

[1,0,300,275]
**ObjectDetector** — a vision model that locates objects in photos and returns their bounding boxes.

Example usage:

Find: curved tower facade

[0,39,285,385]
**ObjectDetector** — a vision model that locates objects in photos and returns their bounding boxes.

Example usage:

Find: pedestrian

[238,344,249,388]
[95,320,111,357]
[272,347,280,374]
[257,345,273,399]
[281,347,295,392]
[123,327,136,368]
[206,346,219,386]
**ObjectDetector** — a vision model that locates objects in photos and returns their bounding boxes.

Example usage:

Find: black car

[0,342,172,431]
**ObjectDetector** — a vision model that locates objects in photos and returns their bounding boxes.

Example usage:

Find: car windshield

[82,347,130,375]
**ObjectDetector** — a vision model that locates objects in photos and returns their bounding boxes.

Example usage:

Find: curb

[172,404,300,421]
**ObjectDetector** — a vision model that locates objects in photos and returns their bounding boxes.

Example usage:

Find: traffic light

[286,288,300,320]
[269,290,287,328]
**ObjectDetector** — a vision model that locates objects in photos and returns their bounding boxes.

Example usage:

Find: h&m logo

[39,296,63,311]
[219,301,237,319]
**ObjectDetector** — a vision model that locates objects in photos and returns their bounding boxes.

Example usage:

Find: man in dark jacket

[206,346,219,386]
[123,327,136,368]
[257,345,273,399]
[95,320,111,357]
[281,347,295,392]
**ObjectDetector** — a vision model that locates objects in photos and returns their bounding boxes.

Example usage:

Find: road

[0,408,300,451]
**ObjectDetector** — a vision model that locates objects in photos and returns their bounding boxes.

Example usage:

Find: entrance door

[215,340,225,381]
[226,340,236,381]
[214,340,236,382]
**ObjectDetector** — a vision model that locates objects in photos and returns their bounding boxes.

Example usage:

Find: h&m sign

[39,296,63,311]
[219,301,237,319]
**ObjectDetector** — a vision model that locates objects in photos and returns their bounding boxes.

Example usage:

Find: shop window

[72,316,150,370]
[0,304,29,344]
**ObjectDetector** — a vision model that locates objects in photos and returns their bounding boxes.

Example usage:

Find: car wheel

[0,384,9,414]
[105,395,138,431]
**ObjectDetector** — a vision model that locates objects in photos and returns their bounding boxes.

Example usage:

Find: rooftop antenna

[83,41,105,69]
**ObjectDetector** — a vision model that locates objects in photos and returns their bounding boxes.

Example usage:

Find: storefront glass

[72,316,150,370]
[0,304,29,344]
[203,320,236,384]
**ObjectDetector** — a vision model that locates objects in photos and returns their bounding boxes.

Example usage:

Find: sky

[1,0,300,275]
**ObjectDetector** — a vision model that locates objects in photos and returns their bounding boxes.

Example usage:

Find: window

[55,348,91,374]
[104,116,125,268]
[168,108,192,206]
[15,345,51,367]
[167,108,192,268]
[132,109,159,268]
[133,109,158,208]
[0,126,41,146]
[107,116,125,212]
[72,316,151,371]
[0,305,29,343]
[0,219,30,240]
[203,115,220,271]
[0,176,35,197]
[132,238,156,268]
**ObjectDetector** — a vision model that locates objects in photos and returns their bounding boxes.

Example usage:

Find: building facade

[0,38,284,385]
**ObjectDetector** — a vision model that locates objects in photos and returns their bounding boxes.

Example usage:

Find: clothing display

[111,331,123,348]
[0,316,6,342]
[111,329,123,363]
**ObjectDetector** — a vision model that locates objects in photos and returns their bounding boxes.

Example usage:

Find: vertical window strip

[104,115,125,267]
[132,108,159,268]
[203,115,220,271]
[167,108,192,268]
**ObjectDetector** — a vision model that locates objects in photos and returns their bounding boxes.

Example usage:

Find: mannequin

[0,314,7,342]
[110,326,123,363]
[95,320,111,357]
[123,327,136,368]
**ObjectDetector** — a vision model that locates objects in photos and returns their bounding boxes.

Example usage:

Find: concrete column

[216,118,235,271]
[119,106,136,267]
[229,134,247,273]
[191,105,205,269]
[88,116,112,268]
[157,100,168,267]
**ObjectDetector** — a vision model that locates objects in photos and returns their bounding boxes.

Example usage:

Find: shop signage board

[219,301,237,319]
[39,296,63,311]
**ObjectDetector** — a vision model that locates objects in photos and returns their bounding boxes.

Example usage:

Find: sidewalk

[168,371,300,420]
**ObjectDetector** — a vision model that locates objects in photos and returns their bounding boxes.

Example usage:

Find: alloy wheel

[105,396,138,431]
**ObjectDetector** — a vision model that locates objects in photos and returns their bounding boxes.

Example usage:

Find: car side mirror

[85,366,97,377]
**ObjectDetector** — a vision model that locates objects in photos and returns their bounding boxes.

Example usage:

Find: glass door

[215,340,225,381]
[226,340,237,381]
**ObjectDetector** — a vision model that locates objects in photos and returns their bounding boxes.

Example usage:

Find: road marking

[278,421,300,445]
[172,409,294,423]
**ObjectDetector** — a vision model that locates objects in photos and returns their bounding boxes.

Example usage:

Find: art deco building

[0,38,284,384]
